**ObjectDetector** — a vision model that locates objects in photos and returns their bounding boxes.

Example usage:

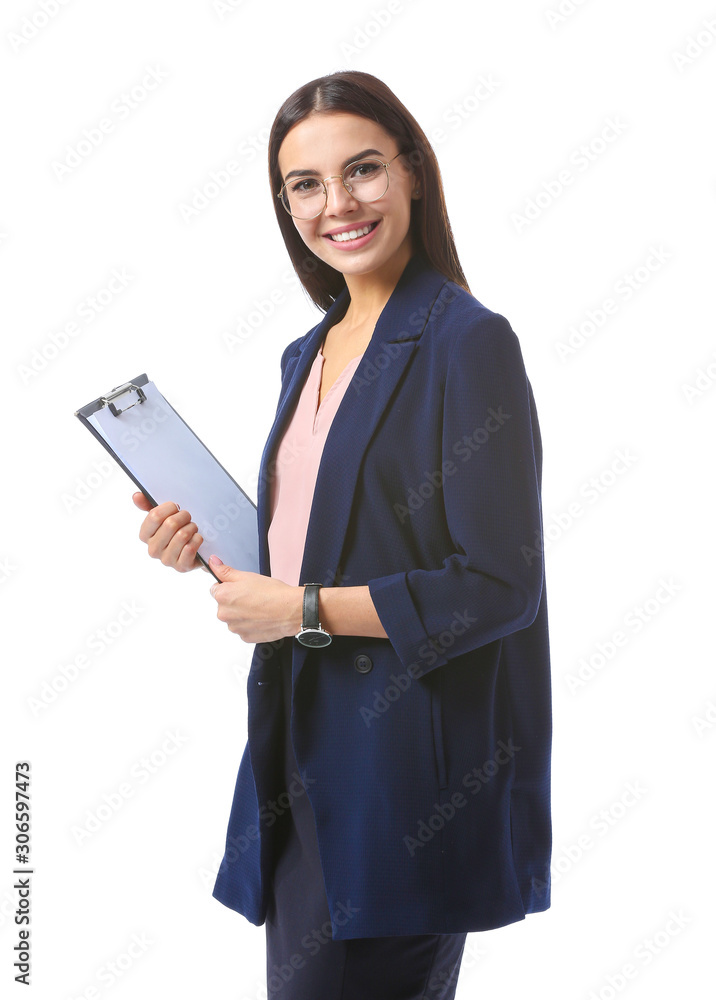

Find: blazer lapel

[255,289,350,577]
[255,251,448,685]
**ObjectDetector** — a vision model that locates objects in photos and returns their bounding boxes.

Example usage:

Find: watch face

[297,628,332,648]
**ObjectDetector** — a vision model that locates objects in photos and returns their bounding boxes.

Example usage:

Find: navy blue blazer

[212,251,552,938]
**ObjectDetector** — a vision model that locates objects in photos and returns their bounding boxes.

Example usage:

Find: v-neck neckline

[312,348,363,435]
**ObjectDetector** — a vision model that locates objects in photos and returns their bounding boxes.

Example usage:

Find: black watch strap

[296,582,332,647]
[303,582,321,629]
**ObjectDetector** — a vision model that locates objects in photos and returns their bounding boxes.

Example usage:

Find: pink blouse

[267,344,365,586]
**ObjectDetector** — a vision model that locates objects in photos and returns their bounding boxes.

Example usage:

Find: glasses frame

[277,153,404,220]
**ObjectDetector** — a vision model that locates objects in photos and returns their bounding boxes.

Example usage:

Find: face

[277,112,419,280]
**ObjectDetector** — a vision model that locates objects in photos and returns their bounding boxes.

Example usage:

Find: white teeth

[328,223,375,242]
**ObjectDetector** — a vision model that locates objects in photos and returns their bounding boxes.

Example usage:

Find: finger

[156,521,204,573]
[169,529,204,573]
[176,530,205,573]
[132,491,153,511]
[144,510,193,560]
[139,503,188,545]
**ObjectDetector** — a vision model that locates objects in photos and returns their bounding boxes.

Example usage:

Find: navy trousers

[264,640,467,1000]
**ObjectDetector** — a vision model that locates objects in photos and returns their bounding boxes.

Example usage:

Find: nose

[324,174,358,214]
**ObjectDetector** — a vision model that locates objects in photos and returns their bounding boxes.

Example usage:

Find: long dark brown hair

[268,70,470,312]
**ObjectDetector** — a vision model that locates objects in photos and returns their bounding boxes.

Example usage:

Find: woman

[133,70,552,1000]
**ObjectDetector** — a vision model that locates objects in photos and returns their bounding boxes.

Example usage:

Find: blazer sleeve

[367,311,545,676]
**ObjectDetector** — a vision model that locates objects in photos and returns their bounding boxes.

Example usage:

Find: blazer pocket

[430,671,448,789]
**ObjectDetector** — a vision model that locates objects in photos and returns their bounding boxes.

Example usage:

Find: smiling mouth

[325,221,380,243]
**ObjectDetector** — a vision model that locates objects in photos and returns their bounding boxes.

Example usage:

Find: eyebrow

[283,148,385,182]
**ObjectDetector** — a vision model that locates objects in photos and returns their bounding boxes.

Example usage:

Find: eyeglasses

[277,154,403,220]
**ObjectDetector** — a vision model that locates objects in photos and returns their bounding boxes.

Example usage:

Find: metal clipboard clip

[101,381,147,417]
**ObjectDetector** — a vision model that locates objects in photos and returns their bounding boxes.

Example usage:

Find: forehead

[278,113,393,168]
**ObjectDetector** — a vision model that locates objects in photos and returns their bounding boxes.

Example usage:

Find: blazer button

[354,654,373,674]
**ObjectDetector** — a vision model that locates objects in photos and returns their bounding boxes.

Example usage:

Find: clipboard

[75,374,259,584]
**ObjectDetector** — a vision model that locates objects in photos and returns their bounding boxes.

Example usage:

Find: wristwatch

[295,583,333,647]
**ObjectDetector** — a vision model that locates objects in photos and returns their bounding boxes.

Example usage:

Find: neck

[339,241,415,330]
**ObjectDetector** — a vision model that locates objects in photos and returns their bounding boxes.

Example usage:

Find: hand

[208,556,302,642]
[132,492,209,573]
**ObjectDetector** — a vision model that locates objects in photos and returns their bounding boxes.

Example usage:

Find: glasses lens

[342,159,388,202]
[281,178,325,219]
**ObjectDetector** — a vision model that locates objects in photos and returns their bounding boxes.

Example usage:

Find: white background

[1,1,714,997]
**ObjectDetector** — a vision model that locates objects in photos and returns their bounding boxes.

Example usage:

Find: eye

[289,178,320,194]
[346,160,382,180]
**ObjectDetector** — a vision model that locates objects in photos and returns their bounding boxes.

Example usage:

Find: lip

[321,219,381,249]
[323,219,380,236]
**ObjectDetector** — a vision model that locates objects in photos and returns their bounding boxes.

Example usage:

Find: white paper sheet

[89,380,259,574]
